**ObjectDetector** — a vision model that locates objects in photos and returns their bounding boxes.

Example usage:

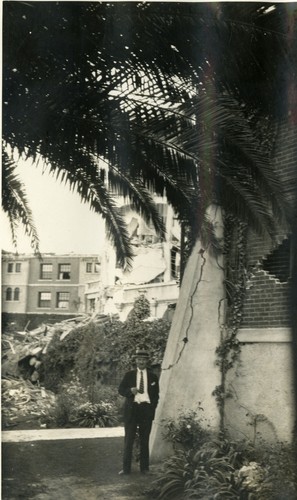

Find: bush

[161,408,210,452]
[45,376,120,428]
[42,295,170,393]
[43,327,86,391]
[73,401,118,428]
[150,410,297,500]
[45,376,89,427]
[74,312,170,386]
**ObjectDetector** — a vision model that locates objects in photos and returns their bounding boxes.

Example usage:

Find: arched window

[14,288,20,301]
[6,288,12,301]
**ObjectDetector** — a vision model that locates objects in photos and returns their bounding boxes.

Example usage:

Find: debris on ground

[1,313,116,429]
[2,377,56,429]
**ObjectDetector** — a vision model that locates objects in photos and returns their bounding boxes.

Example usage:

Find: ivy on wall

[213,214,249,431]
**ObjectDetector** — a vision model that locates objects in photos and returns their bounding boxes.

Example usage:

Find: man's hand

[131,387,139,395]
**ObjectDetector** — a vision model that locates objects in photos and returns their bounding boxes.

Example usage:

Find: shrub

[45,376,89,427]
[73,401,118,428]
[43,327,86,391]
[87,381,124,422]
[152,438,247,499]
[150,410,297,500]
[161,408,211,451]
[74,313,170,385]
[45,376,121,429]
[126,294,151,323]
[43,296,170,393]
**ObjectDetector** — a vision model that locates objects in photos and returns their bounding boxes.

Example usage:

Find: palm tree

[3,1,296,449]
[2,2,294,266]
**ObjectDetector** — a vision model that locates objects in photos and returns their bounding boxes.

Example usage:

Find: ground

[2,436,160,500]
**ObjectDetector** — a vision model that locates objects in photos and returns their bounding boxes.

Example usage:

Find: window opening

[58,264,71,280]
[56,292,70,309]
[86,263,92,273]
[38,292,51,308]
[40,263,53,279]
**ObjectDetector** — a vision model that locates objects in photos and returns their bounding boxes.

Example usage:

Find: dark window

[58,264,71,280]
[40,264,53,279]
[6,288,12,300]
[171,247,180,281]
[86,263,92,273]
[56,292,69,309]
[14,288,20,301]
[38,292,51,308]
[15,263,21,272]
[7,263,13,273]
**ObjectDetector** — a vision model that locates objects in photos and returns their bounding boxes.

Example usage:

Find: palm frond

[2,149,40,255]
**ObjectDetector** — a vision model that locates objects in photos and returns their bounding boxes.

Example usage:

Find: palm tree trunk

[150,205,225,460]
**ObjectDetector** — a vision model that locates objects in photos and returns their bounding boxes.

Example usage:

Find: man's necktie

[139,371,144,394]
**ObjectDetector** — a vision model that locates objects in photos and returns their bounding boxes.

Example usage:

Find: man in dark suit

[118,346,159,475]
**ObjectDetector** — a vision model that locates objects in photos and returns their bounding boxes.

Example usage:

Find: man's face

[136,356,148,370]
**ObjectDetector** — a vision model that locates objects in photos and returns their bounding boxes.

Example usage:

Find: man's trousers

[122,402,153,473]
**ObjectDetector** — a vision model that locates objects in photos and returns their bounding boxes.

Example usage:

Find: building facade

[90,197,181,320]
[2,252,101,328]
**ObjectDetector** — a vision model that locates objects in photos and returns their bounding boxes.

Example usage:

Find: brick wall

[241,117,296,329]
[241,270,291,328]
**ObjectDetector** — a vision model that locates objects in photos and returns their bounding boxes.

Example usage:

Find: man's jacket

[118,369,159,423]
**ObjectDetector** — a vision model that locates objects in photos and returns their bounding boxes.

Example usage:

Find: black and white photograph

[2,1,297,498]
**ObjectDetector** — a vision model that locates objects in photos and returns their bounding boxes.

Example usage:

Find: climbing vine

[213,213,249,431]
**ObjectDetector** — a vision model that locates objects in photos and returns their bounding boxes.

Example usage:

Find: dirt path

[3,437,159,499]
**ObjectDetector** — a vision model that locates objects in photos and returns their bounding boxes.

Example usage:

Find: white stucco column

[150,206,225,461]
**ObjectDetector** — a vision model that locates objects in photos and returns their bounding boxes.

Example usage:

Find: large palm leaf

[2,150,40,255]
[2,2,295,265]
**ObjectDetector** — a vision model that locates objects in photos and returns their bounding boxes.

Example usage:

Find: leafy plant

[42,295,170,393]
[161,408,210,451]
[45,376,89,427]
[151,410,297,499]
[46,377,120,428]
[126,294,151,323]
[73,401,118,428]
[153,451,190,500]
[43,327,86,391]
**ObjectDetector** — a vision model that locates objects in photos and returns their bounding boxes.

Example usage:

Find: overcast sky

[1,158,106,255]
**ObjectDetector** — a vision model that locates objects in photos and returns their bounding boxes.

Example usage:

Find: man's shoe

[118,470,130,475]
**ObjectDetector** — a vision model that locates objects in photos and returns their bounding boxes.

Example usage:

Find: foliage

[45,377,89,427]
[46,377,120,428]
[42,327,86,391]
[161,408,211,452]
[213,216,249,429]
[2,149,40,254]
[151,411,297,499]
[42,296,169,392]
[126,294,151,323]
[3,2,293,263]
[74,297,170,388]
[119,317,170,371]
[73,401,118,428]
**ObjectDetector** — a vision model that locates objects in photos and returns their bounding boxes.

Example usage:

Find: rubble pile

[2,377,56,428]
[2,313,113,429]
